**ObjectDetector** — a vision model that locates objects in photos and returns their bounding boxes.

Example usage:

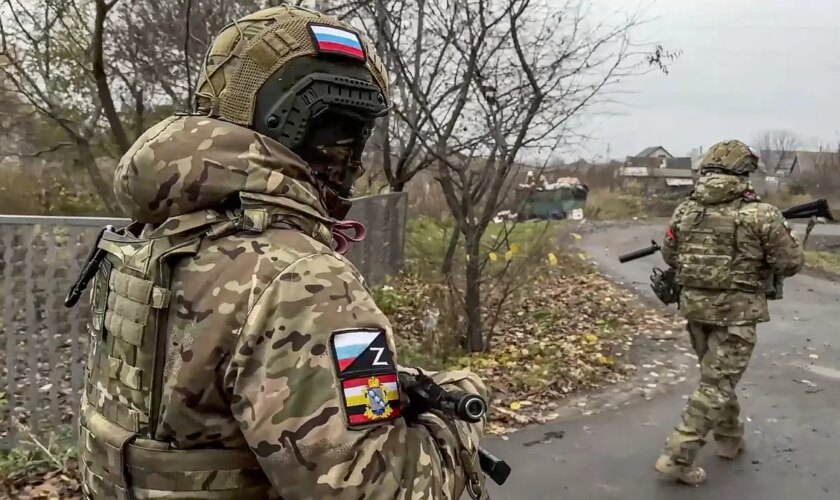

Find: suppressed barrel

[404,374,511,485]
[618,240,661,263]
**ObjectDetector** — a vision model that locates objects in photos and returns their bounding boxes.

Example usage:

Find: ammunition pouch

[650,267,681,305]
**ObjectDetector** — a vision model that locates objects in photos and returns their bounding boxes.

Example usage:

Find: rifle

[781,198,834,222]
[616,240,679,304]
[617,199,835,301]
[618,199,834,265]
[771,199,833,298]
[403,374,511,487]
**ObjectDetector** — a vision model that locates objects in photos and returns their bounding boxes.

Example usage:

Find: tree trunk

[441,228,459,275]
[93,0,131,155]
[464,235,483,352]
[75,139,119,214]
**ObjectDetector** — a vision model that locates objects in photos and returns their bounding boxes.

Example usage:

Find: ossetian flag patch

[342,374,401,425]
[308,24,365,61]
[330,328,401,426]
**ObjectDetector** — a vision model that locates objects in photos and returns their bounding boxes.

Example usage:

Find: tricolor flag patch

[330,328,400,427]
[308,24,365,61]
[331,328,394,374]
[342,374,401,425]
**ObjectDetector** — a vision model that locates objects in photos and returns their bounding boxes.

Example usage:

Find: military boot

[716,437,745,460]
[655,455,707,486]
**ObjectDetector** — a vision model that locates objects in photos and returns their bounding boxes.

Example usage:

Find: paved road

[484,223,840,500]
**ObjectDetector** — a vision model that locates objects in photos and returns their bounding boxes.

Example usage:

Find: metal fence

[0,192,406,449]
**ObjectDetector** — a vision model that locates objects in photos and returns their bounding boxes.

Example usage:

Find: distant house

[635,146,674,159]
[758,150,798,177]
[619,147,694,194]
[793,151,840,178]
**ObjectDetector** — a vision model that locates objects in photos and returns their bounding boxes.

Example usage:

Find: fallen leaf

[510,401,522,410]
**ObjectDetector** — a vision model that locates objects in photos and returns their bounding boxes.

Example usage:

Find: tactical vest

[675,199,766,292]
[77,218,278,500]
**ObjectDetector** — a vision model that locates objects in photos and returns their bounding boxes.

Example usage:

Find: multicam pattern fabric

[659,169,803,472]
[77,113,487,499]
[665,323,755,465]
[194,5,390,127]
[699,140,759,175]
[661,173,804,325]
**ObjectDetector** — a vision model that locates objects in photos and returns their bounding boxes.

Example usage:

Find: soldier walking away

[71,6,487,499]
[654,140,804,485]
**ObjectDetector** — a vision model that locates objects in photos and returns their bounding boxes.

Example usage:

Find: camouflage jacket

[661,174,804,326]
[109,115,486,499]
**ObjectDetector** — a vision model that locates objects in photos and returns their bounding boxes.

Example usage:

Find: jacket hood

[691,173,752,205]
[114,115,327,224]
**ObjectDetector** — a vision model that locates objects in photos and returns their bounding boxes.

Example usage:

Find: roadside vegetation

[375,216,681,433]
[805,251,840,277]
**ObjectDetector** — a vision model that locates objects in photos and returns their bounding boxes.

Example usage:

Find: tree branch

[93,0,130,153]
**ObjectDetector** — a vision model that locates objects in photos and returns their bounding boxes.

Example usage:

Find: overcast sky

[574,0,840,160]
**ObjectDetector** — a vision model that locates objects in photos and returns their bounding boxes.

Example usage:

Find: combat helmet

[699,140,759,176]
[195,5,390,216]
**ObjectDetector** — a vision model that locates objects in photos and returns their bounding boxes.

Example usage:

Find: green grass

[404,216,565,275]
[0,429,76,481]
[806,251,840,275]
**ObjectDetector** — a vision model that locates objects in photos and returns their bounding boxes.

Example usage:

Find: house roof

[636,146,673,158]
[758,150,798,175]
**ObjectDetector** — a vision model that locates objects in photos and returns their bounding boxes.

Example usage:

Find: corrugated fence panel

[0,193,405,448]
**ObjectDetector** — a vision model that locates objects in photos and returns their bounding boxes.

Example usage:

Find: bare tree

[0,0,268,213]
[754,130,800,176]
[379,0,670,351]
[794,142,840,197]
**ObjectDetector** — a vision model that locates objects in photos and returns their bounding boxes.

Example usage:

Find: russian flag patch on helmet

[308,24,365,61]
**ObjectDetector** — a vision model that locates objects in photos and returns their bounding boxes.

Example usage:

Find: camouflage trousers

[665,322,756,464]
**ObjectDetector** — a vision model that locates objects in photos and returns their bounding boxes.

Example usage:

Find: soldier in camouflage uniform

[75,6,487,499]
[654,140,804,485]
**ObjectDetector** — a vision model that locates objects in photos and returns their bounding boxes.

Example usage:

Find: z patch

[330,328,400,426]
[331,328,395,375]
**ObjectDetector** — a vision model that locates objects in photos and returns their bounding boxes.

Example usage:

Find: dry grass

[763,189,813,210]
[585,188,644,220]
[0,167,108,216]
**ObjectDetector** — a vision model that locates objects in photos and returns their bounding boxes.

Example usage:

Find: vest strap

[81,404,268,494]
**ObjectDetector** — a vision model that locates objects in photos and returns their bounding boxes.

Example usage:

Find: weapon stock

[781,198,834,221]
[404,375,511,486]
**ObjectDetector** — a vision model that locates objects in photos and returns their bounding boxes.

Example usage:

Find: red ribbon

[331,220,367,254]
